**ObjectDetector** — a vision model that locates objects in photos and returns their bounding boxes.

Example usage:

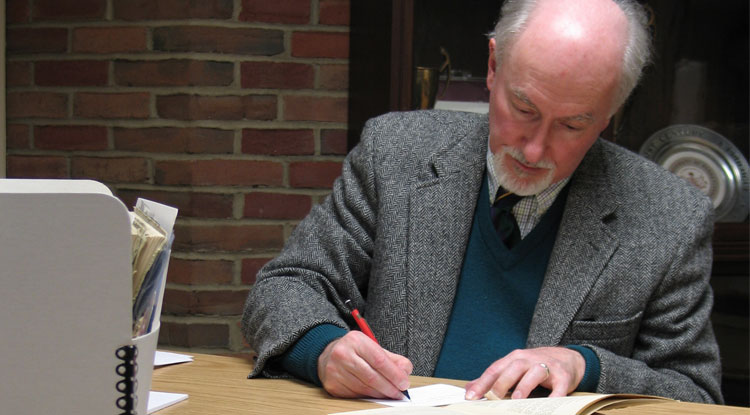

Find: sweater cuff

[565,345,601,392]
[279,324,348,386]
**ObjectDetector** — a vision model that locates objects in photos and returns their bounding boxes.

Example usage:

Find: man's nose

[521,123,550,164]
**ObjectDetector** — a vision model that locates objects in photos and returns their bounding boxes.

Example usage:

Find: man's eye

[563,124,582,131]
[516,107,533,115]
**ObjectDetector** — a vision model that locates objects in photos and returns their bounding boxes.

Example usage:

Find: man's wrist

[279,324,348,386]
[565,345,601,392]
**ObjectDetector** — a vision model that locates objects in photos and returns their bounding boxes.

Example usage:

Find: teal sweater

[278,177,599,392]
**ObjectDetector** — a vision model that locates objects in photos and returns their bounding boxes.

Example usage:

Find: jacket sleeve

[241,119,381,378]
[591,199,723,404]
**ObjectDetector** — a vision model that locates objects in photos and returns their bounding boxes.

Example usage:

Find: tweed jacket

[242,110,722,403]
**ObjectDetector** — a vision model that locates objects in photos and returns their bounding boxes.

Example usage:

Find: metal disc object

[640,124,749,222]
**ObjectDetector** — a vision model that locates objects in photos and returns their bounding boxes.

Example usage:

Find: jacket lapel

[406,119,488,375]
[527,140,620,347]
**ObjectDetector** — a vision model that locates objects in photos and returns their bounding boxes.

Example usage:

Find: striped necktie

[491,189,522,248]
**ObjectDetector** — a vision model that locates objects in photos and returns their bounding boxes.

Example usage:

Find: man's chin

[502,174,553,196]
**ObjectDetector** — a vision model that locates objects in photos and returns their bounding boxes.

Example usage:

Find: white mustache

[503,146,555,169]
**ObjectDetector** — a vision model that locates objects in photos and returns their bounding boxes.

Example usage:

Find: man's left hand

[464,347,585,400]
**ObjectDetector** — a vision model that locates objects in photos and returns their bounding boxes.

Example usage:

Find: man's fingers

[489,360,531,399]
[465,347,585,400]
[385,349,414,377]
[464,359,511,400]
[356,341,412,396]
[318,331,412,400]
[351,349,408,399]
[510,362,551,399]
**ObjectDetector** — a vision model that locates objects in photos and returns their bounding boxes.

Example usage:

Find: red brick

[116,189,234,219]
[173,223,284,252]
[284,95,347,123]
[7,92,67,119]
[240,61,314,89]
[155,160,284,187]
[6,28,68,54]
[289,161,342,188]
[158,321,229,348]
[241,258,272,285]
[7,61,32,86]
[75,92,150,119]
[7,124,30,149]
[73,27,148,53]
[239,0,310,24]
[153,27,283,56]
[7,0,31,23]
[292,31,349,58]
[318,64,349,90]
[6,155,68,178]
[35,125,108,151]
[114,127,233,154]
[241,129,314,155]
[71,157,149,183]
[113,0,233,20]
[35,60,109,86]
[157,94,277,121]
[321,129,348,155]
[115,60,233,87]
[33,0,106,20]
[163,289,249,315]
[319,0,350,25]
[243,192,312,219]
[167,258,235,285]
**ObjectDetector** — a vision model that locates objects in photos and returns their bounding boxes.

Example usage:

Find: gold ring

[539,363,550,380]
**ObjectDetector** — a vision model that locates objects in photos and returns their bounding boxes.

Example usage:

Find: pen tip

[402,390,411,400]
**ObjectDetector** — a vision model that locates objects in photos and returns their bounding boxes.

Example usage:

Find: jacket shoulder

[361,110,486,154]
[592,139,713,222]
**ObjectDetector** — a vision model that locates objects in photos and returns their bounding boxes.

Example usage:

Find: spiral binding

[115,345,139,415]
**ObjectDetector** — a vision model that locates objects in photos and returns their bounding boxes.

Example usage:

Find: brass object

[413,47,451,109]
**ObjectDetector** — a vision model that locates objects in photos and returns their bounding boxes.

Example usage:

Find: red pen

[345,299,411,400]
[346,299,378,343]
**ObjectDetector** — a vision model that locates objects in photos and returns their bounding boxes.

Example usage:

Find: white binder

[0,179,176,415]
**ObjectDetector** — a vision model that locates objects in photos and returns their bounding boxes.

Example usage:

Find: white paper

[148,391,188,413]
[154,350,194,367]
[365,384,471,407]
[331,407,450,415]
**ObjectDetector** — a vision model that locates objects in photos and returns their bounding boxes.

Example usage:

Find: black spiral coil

[115,345,139,415]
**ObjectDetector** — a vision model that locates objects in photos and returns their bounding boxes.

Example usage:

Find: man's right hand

[317,331,413,399]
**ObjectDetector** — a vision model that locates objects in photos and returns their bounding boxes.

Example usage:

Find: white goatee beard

[492,146,555,196]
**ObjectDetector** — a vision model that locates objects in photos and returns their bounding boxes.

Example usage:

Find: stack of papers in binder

[130,199,177,337]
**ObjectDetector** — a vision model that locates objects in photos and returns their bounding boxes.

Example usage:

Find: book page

[442,394,671,415]
[441,394,614,415]
[332,394,671,415]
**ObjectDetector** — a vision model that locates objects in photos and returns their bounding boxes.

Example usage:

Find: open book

[333,393,671,415]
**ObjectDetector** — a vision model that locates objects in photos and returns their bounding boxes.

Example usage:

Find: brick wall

[5,0,350,354]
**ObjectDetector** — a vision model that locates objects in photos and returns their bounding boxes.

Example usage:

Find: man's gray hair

[489,0,652,114]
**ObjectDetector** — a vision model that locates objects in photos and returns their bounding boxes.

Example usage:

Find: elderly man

[242,0,723,404]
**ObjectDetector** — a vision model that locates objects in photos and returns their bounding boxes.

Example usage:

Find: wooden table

[151,353,748,414]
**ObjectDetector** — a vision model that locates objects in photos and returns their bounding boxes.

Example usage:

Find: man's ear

[487,38,498,90]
